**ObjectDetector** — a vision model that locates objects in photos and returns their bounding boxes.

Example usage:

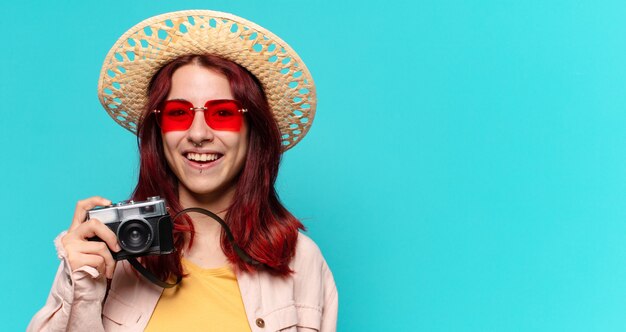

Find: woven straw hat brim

[97,10,316,151]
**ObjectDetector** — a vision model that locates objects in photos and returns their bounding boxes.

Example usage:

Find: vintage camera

[88,196,175,261]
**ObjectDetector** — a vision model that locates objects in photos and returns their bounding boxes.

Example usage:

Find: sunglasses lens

[205,100,244,131]
[157,99,245,133]
[158,100,194,132]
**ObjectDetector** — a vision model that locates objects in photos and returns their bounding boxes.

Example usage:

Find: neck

[177,184,236,267]
[178,184,236,218]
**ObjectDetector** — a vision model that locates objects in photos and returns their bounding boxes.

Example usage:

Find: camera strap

[127,207,261,288]
[127,256,181,288]
[174,207,262,267]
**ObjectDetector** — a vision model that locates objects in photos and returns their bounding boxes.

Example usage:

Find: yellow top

[144,258,251,332]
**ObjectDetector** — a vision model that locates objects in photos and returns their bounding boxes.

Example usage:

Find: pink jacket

[28,232,338,331]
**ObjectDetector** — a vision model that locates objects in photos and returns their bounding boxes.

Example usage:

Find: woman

[28,10,337,332]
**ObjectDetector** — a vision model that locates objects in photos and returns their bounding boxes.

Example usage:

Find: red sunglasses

[153,99,248,133]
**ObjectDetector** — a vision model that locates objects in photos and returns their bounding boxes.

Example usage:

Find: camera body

[88,196,174,261]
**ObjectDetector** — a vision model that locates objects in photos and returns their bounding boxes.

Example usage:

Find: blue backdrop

[3,0,626,330]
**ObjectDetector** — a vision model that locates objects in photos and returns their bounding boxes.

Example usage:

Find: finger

[72,240,111,255]
[105,258,117,279]
[74,219,121,252]
[74,241,117,278]
[68,253,105,274]
[70,197,112,231]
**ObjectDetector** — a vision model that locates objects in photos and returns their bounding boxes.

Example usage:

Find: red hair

[132,54,304,280]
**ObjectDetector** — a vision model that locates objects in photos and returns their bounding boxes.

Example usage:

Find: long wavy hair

[131,54,304,280]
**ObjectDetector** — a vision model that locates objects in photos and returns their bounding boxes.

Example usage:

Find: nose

[187,109,214,145]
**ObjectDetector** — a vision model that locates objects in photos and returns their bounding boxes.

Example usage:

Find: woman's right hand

[61,196,121,279]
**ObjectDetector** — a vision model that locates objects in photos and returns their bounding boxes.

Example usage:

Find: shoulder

[291,232,327,271]
[290,232,336,294]
[294,232,323,257]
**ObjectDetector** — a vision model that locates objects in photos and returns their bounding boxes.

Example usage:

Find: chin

[180,179,237,198]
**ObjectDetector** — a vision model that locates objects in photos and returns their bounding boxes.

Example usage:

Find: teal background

[2,0,626,330]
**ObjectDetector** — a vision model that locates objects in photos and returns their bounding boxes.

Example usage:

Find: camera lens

[117,219,153,254]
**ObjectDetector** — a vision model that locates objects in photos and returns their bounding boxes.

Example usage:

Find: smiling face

[161,64,249,201]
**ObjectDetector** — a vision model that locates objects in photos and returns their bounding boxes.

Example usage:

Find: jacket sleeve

[291,233,339,332]
[320,258,338,332]
[27,232,108,332]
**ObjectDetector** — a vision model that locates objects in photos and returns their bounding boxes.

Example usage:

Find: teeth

[186,153,220,162]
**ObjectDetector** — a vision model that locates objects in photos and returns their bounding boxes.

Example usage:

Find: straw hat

[97,10,316,150]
